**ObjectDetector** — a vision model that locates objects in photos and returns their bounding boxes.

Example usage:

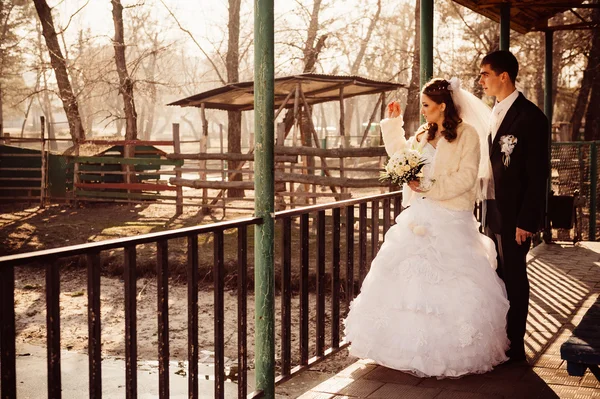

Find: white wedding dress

[344,142,510,378]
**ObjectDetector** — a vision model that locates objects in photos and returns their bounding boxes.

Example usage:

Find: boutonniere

[499,135,518,167]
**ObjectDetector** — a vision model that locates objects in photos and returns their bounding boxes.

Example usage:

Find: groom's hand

[515,227,533,245]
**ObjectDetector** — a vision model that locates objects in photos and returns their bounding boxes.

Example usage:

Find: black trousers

[486,227,531,356]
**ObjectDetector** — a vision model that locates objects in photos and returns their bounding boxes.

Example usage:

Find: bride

[344,78,510,378]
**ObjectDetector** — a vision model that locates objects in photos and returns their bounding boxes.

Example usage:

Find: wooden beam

[534,21,600,31]
[274,89,296,120]
[360,95,383,147]
[170,178,255,190]
[167,153,297,162]
[73,156,183,166]
[274,172,387,188]
[81,140,174,146]
[479,2,600,9]
[75,183,177,191]
[274,145,386,158]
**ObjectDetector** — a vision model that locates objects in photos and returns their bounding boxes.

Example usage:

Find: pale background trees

[1,0,598,146]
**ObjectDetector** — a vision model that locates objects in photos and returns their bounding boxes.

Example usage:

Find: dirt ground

[1,194,380,377]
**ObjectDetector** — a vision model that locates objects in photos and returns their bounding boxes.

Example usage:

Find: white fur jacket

[380,116,481,211]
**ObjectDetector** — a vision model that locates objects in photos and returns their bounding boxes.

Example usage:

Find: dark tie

[488,133,493,156]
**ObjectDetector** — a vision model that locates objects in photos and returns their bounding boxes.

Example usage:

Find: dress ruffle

[344,198,510,378]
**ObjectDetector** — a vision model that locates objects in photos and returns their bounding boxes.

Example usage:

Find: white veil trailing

[447,77,495,202]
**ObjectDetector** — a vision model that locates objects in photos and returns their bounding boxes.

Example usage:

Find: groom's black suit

[485,92,549,360]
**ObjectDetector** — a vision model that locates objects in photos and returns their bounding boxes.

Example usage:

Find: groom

[479,51,549,362]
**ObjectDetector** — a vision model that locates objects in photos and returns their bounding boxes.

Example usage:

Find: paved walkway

[296,242,600,399]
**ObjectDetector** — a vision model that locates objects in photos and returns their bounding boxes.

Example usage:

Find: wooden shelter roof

[452,0,597,33]
[168,74,404,111]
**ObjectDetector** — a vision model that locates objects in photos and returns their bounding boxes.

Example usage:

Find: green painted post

[420,0,433,90]
[254,0,275,397]
[543,30,553,243]
[590,143,597,241]
[500,4,510,51]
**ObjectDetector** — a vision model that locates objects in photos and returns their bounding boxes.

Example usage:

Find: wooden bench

[560,296,600,380]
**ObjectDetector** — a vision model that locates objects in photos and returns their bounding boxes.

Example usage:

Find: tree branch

[158,0,226,85]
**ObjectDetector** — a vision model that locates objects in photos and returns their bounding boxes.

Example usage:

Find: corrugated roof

[452,0,594,33]
[168,73,405,111]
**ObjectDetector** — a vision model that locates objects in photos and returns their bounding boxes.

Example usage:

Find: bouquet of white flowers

[379,145,427,186]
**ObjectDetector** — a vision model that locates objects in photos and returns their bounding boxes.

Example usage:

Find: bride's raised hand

[387,101,401,118]
[408,180,424,193]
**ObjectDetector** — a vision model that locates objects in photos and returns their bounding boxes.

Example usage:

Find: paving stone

[581,371,600,389]
[526,367,583,387]
[482,363,531,380]
[361,366,422,386]
[366,383,440,399]
[312,377,355,395]
[336,363,377,380]
[337,379,384,397]
[297,391,336,399]
[533,354,564,369]
[547,384,600,399]
[432,390,502,399]
[417,374,488,392]
[477,379,548,399]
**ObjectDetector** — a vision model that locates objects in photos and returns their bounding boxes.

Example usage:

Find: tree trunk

[570,63,592,141]
[584,7,600,141]
[344,0,382,134]
[226,0,243,197]
[111,0,137,141]
[303,0,323,73]
[0,85,3,136]
[403,0,421,137]
[32,0,85,143]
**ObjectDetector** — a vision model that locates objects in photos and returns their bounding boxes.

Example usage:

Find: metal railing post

[590,142,597,240]
[254,0,275,396]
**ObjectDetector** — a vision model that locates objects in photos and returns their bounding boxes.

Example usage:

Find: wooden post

[380,93,386,193]
[339,87,345,145]
[543,30,553,242]
[275,123,286,209]
[339,88,347,197]
[73,135,80,207]
[40,116,46,208]
[173,123,183,215]
[220,123,226,216]
[200,103,209,214]
[293,84,300,147]
[220,123,225,183]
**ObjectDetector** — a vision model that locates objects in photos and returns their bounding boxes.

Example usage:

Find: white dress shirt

[490,89,519,141]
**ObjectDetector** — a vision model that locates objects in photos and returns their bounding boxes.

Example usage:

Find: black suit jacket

[486,93,549,234]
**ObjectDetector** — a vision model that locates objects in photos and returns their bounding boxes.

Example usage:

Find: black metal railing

[273,192,402,384]
[0,191,402,399]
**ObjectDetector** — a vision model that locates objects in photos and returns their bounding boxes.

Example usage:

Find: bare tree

[583,6,600,141]
[32,0,85,143]
[343,0,382,135]
[227,0,243,197]
[111,0,137,140]
[281,0,329,137]
[403,0,421,136]
[570,64,591,140]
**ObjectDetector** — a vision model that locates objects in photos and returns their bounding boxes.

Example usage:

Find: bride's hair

[416,78,462,143]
